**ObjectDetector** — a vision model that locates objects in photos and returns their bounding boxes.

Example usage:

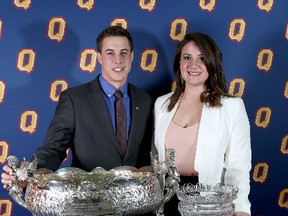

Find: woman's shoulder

[221,96,244,106]
[220,96,247,114]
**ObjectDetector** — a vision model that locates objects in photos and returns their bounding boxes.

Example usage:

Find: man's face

[97,36,134,89]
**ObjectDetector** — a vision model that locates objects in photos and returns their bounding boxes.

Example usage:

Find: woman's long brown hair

[167,32,234,112]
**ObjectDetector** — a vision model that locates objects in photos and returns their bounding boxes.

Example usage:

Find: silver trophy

[176,183,238,216]
[7,149,179,216]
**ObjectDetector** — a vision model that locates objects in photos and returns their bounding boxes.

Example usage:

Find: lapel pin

[136,106,139,110]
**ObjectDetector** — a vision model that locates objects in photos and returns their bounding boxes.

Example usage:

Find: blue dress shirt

[98,75,131,138]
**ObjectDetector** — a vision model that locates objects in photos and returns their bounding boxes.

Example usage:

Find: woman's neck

[182,86,204,103]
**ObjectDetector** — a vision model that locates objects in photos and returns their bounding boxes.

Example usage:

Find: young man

[2,26,153,188]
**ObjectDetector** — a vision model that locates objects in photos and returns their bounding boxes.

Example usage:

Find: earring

[210,81,214,89]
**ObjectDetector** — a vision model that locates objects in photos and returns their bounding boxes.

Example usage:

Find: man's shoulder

[128,83,151,99]
[63,78,98,95]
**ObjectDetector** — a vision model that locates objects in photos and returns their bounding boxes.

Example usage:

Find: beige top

[165,121,199,176]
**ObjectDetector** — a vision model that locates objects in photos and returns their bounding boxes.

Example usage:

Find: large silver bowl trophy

[6,149,180,216]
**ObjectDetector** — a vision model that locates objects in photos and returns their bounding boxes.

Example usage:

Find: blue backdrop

[0,0,287,215]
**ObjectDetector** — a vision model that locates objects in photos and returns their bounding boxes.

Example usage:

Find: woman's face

[179,41,209,89]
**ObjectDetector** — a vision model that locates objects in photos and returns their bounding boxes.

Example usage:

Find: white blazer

[153,92,252,214]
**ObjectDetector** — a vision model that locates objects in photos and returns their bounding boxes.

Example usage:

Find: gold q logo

[0,141,9,163]
[77,0,95,11]
[229,18,246,42]
[17,49,36,74]
[170,19,187,41]
[199,0,216,12]
[255,107,271,129]
[79,49,97,73]
[0,81,5,104]
[257,0,274,12]
[50,80,68,102]
[0,200,12,216]
[257,49,273,72]
[48,17,66,42]
[141,49,158,73]
[281,135,288,154]
[20,111,38,134]
[229,78,246,97]
[13,0,31,10]
[111,19,128,29]
[139,0,156,12]
[253,162,269,183]
[278,189,288,209]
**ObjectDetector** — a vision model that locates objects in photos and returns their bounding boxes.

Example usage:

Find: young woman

[153,32,251,216]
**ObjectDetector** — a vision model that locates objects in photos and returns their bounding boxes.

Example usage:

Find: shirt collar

[99,74,128,98]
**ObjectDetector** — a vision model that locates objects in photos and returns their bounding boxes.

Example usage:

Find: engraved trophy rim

[176,183,238,204]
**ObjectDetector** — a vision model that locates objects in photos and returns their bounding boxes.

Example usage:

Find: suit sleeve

[224,99,252,214]
[34,90,75,171]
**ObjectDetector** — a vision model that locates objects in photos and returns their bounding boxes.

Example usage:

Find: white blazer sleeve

[224,98,252,214]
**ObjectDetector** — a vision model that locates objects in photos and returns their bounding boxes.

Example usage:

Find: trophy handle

[6,155,38,211]
[8,182,30,210]
[152,149,180,216]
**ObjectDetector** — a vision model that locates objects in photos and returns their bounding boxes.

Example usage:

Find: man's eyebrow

[104,48,114,52]
[104,48,130,52]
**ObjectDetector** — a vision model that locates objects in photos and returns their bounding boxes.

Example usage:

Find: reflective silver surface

[7,149,180,216]
[177,183,238,216]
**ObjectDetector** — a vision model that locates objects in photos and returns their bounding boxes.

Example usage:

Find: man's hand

[1,165,15,189]
[1,164,28,189]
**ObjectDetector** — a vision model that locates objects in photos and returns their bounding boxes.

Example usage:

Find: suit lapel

[125,84,140,157]
[87,77,123,155]
[124,85,141,158]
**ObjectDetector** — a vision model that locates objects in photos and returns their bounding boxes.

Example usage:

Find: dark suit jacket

[35,76,153,171]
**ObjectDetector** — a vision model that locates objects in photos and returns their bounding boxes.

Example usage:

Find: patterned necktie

[114,90,127,154]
